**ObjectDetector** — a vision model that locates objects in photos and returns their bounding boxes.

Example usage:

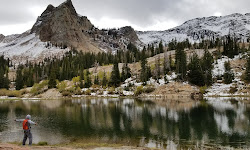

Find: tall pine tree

[102,71,108,87]
[15,65,24,90]
[121,63,131,82]
[223,61,234,84]
[84,69,92,88]
[140,48,151,83]
[202,49,214,86]
[109,60,120,87]
[188,53,205,86]
[244,56,250,83]
[48,67,57,89]
[175,43,187,80]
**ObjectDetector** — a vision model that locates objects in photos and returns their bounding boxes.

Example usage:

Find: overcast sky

[0,0,250,35]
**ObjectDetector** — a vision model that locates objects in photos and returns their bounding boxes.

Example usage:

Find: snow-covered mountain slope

[0,0,142,63]
[137,13,250,45]
[0,0,142,64]
[0,31,69,64]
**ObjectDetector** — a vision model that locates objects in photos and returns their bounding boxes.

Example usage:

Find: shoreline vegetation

[0,84,249,101]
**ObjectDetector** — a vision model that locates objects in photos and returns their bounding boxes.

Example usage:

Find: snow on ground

[205,83,232,97]
[123,90,134,96]
[206,53,247,97]
[0,33,69,63]
[212,56,229,77]
[205,73,246,97]
[212,54,244,77]
[146,72,177,86]
[102,72,178,97]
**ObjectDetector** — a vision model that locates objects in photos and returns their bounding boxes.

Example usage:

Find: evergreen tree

[150,44,155,57]
[223,35,239,58]
[163,52,169,75]
[223,61,234,84]
[94,75,100,85]
[15,66,24,90]
[84,69,92,88]
[154,55,161,81]
[48,67,57,89]
[140,48,151,83]
[188,53,205,86]
[159,41,164,53]
[109,60,121,87]
[0,56,10,89]
[121,63,131,82]
[102,71,108,87]
[0,69,9,89]
[245,56,250,83]
[175,43,187,80]
[80,79,84,88]
[169,54,174,71]
[202,49,214,86]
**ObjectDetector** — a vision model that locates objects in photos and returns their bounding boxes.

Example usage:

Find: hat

[26,115,31,120]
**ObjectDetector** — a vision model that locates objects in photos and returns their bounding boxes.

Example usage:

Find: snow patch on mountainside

[0,32,69,64]
[137,13,250,45]
[212,54,244,77]
[205,53,248,97]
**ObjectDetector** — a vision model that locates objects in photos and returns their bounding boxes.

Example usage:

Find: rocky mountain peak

[0,34,5,42]
[30,0,101,53]
[29,0,141,53]
[59,0,77,16]
[0,0,142,63]
[120,26,139,42]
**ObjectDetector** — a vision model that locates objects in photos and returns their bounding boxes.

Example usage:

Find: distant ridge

[137,13,250,44]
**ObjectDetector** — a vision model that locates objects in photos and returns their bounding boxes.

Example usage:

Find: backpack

[23,119,29,130]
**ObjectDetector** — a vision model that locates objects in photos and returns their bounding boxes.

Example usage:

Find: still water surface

[0,98,250,149]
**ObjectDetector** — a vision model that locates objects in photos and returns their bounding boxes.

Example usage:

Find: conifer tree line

[187,49,214,86]
[0,56,10,89]
[14,42,163,89]
[0,34,249,90]
[222,36,240,58]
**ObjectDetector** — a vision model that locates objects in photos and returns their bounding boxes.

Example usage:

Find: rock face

[0,34,4,42]
[31,0,141,53]
[0,0,142,63]
[31,0,100,53]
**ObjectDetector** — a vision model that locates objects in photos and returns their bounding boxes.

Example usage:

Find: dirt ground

[142,82,201,101]
[0,143,149,150]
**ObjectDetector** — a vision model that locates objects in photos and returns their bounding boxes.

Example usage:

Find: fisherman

[15,114,37,146]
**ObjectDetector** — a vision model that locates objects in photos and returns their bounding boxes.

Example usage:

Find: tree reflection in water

[0,98,249,148]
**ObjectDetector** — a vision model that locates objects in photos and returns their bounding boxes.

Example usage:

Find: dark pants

[22,130,32,145]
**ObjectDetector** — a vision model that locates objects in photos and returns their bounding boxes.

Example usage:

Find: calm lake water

[0,98,250,149]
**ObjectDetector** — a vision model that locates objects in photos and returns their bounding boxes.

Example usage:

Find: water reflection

[0,98,250,149]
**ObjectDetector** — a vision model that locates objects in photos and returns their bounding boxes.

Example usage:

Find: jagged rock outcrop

[0,34,5,42]
[31,0,101,53]
[0,0,142,63]
[31,0,141,53]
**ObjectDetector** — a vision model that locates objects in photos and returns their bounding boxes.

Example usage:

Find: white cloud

[1,0,250,35]
[0,22,34,35]
[214,12,222,16]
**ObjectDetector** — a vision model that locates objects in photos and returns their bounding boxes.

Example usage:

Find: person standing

[15,114,37,146]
